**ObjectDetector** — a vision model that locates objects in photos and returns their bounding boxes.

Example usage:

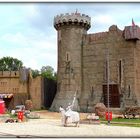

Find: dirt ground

[35,110,88,120]
[0,110,140,137]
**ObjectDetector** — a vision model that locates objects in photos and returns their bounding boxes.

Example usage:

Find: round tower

[51,12,91,111]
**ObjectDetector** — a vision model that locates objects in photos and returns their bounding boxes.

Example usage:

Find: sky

[0,3,140,71]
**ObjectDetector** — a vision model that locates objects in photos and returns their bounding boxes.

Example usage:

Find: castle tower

[51,12,91,111]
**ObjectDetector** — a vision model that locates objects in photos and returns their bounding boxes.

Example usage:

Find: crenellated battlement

[54,12,91,30]
[0,71,19,78]
[88,32,108,42]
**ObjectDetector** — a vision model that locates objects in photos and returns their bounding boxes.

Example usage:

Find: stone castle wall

[0,71,28,94]
[134,41,140,106]
[0,71,42,110]
[52,12,140,112]
[82,25,137,111]
[29,76,43,110]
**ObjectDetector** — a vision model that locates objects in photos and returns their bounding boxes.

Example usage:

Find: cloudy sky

[0,3,140,71]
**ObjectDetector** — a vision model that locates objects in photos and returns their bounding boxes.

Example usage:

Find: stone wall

[0,71,28,94]
[0,71,28,109]
[29,76,43,110]
[51,26,85,111]
[134,40,140,106]
[81,25,137,111]
[0,71,42,110]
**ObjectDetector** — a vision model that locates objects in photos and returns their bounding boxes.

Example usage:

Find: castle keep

[51,12,140,112]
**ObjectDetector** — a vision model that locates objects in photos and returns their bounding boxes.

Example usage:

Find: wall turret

[51,12,91,111]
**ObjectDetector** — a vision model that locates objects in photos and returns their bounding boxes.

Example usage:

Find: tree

[31,69,40,78]
[41,66,56,80]
[0,56,23,71]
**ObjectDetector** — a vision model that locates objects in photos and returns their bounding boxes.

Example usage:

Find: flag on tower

[75,9,78,14]
[132,18,135,26]
[75,9,80,15]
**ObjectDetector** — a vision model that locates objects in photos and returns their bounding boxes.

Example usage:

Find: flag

[132,18,135,26]
[75,9,78,14]
[75,9,80,15]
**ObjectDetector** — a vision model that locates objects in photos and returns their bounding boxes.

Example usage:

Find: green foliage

[111,123,140,127]
[100,118,140,127]
[53,72,57,81]
[30,66,57,81]
[0,56,57,81]
[31,69,40,78]
[41,65,57,81]
[100,118,140,123]
[9,113,17,118]
[0,56,23,71]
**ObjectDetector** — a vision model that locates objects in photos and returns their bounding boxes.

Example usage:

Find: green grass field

[100,118,140,127]
[101,118,140,122]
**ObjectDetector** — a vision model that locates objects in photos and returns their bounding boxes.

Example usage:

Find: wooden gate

[103,84,120,108]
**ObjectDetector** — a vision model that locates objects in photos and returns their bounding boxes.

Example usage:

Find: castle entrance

[103,84,120,108]
[43,78,57,109]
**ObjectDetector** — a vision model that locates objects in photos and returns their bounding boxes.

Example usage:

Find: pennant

[75,9,78,14]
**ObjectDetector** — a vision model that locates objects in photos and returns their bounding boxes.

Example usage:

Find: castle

[51,12,140,112]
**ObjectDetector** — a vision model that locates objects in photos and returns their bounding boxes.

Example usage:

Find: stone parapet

[54,12,91,30]
[0,71,19,78]
[88,32,108,43]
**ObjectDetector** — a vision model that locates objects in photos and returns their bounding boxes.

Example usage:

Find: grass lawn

[100,118,140,127]
[100,118,140,123]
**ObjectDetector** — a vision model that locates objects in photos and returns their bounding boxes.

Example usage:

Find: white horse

[59,106,80,127]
